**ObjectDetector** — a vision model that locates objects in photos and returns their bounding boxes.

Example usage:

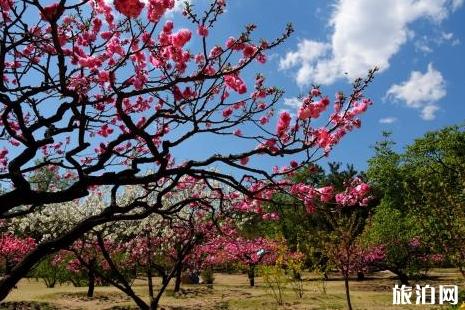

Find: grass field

[3,269,464,309]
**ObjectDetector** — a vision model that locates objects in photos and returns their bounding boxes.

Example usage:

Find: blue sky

[6,0,464,179]
[173,0,465,172]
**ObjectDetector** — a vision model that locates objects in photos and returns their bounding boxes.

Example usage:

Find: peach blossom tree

[0,0,376,303]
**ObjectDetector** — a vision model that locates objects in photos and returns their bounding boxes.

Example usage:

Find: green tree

[364,126,465,283]
[402,125,465,275]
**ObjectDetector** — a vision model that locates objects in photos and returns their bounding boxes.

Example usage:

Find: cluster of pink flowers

[298,94,330,120]
[197,25,209,37]
[224,35,265,63]
[230,239,276,264]
[276,111,292,140]
[126,236,163,266]
[262,212,280,221]
[171,28,192,48]
[408,237,421,249]
[113,0,174,20]
[0,234,36,264]
[155,21,192,73]
[190,229,305,273]
[41,3,64,21]
[114,0,145,18]
[224,74,247,94]
[147,0,175,23]
[317,186,333,203]
[290,183,324,213]
[0,0,12,17]
[0,147,8,169]
[335,178,371,207]
[363,245,386,264]
[288,177,371,213]
[97,124,114,137]
[427,254,445,264]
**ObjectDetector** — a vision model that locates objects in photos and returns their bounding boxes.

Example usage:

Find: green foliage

[402,125,465,263]
[260,264,288,305]
[361,201,426,277]
[201,267,215,285]
[259,242,305,305]
[32,256,70,288]
[363,125,465,280]
[28,160,71,192]
[366,131,404,210]
[243,162,373,278]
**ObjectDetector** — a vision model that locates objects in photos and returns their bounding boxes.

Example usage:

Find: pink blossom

[243,44,257,58]
[224,74,247,94]
[209,46,223,58]
[171,29,192,48]
[276,111,291,138]
[256,53,266,64]
[317,186,333,203]
[225,36,243,50]
[197,25,209,37]
[259,116,268,125]
[41,3,64,21]
[114,0,145,18]
[0,147,8,168]
[222,107,233,119]
[163,20,174,33]
[334,178,371,207]
[0,234,36,264]
[97,124,113,137]
[311,88,321,97]
[98,71,110,84]
[147,0,174,23]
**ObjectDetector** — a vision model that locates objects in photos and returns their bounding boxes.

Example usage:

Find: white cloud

[452,0,464,10]
[415,37,433,53]
[280,0,462,86]
[163,0,191,16]
[385,63,446,120]
[441,31,460,46]
[283,97,301,110]
[421,105,440,120]
[379,117,398,124]
[414,30,461,54]
[279,40,331,85]
[171,0,189,12]
[442,32,454,40]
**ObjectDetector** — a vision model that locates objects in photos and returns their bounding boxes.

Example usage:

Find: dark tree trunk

[147,267,154,300]
[5,260,13,274]
[356,271,365,281]
[174,263,182,293]
[393,270,410,285]
[344,274,353,310]
[248,265,255,287]
[87,263,95,298]
[161,274,168,285]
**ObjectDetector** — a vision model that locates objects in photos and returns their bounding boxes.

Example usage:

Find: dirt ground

[3,269,465,309]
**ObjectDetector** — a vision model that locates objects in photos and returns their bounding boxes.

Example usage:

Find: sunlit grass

[4,269,463,309]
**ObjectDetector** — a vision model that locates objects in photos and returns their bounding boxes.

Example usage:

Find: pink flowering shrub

[0,234,36,270]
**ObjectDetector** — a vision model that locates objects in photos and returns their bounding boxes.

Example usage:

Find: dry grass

[3,269,464,309]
